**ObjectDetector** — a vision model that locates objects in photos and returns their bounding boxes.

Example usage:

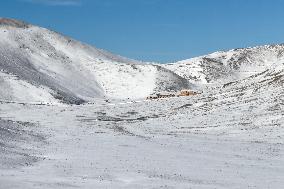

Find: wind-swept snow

[0,71,60,104]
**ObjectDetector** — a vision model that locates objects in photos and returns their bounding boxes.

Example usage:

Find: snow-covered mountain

[0,18,191,104]
[164,44,284,85]
[1,18,284,188]
[1,17,284,106]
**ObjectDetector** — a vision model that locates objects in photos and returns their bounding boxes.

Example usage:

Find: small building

[177,90,199,97]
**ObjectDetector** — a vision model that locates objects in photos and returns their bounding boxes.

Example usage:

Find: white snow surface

[0,18,284,188]
[0,71,60,104]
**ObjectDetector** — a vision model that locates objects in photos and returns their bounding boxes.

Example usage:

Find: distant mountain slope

[163,45,284,85]
[0,18,192,104]
[2,18,283,105]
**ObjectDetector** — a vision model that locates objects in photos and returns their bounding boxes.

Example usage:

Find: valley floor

[0,93,283,189]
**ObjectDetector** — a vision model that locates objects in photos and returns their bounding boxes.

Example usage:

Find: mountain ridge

[1,18,284,105]
[0,18,192,104]
[163,44,284,85]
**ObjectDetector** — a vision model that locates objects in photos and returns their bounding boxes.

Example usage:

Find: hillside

[2,18,284,105]
[164,44,284,86]
[0,18,191,104]
[0,18,284,188]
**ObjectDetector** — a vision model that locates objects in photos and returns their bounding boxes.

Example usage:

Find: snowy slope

[0,18,192,104]
[1,18,284,189]
[0,71,60,104]
[0,62,283,188]
[163,44,284,85]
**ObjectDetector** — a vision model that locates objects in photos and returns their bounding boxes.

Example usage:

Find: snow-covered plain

[0,18,284,188]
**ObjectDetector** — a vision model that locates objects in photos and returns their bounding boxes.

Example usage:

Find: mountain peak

[0,18,30,28]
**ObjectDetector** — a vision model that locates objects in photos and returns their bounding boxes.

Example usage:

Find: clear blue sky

[1,0,284,63]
